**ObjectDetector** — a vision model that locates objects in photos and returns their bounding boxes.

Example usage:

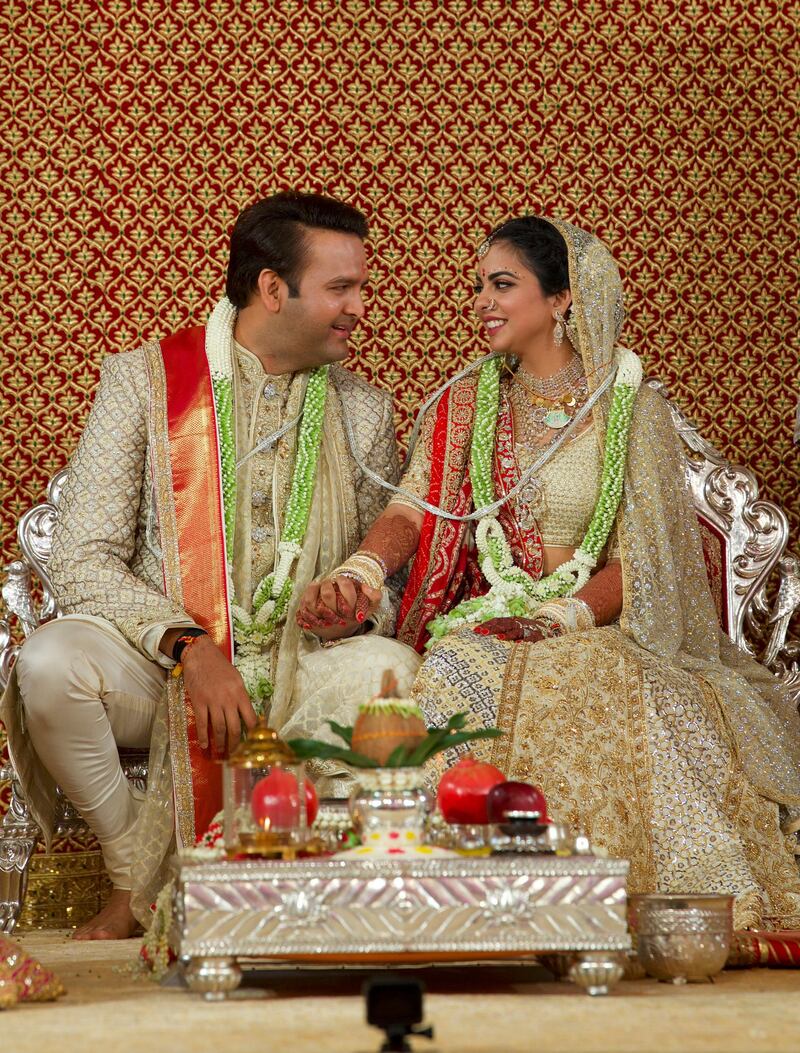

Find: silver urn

[628,893,734,984]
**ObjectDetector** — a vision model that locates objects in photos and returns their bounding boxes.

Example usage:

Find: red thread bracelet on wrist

[171,633,207,678]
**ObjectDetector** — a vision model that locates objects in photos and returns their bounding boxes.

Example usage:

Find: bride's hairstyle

[486,216,570,297]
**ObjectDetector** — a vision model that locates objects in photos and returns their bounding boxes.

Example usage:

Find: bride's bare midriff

[542,544,577,576]
[543,544,609,577]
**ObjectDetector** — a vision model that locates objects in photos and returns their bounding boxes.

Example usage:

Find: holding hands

[473,617,551,643]
[296,575,381,639]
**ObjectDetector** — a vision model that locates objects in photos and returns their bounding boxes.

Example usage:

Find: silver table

[176,854,631,998]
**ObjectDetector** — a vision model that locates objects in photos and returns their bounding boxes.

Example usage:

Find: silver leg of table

[569,951,625,996]
[183,956,242,1001]
[0,831,36,933]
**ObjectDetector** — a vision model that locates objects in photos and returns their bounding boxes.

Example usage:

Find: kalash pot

[345,767,456,858]
[223,720,309,859]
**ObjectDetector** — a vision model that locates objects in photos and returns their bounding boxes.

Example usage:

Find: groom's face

[280,229,368,367]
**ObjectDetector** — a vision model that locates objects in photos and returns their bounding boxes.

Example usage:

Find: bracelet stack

[331,551,386,592]
[170,628,208,678]
[533,597,596,635]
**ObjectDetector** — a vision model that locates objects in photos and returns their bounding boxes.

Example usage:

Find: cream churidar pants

[15,614,165,888]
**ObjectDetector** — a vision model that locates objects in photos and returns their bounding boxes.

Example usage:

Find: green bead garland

[206,296,330,712]
[426,349,642,644]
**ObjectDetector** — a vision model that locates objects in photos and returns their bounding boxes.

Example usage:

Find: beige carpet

[3,931,800,1053]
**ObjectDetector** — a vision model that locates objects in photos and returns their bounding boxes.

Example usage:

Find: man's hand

[180,636,258,754]
[296,576,381,640]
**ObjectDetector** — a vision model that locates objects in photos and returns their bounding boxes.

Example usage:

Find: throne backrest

[646,380,791,658]
[0,385,796,691]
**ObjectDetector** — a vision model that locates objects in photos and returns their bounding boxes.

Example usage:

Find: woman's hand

[296,576,381,639]
[473,617,548,643]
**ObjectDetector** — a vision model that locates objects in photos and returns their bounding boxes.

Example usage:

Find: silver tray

[176,854,631,998]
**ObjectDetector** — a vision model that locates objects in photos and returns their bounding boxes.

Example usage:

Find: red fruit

[486,781,549,824]
[437,755,506,824]
[251,768,318,829]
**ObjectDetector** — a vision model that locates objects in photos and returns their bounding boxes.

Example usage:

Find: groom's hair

[226,192,368,305]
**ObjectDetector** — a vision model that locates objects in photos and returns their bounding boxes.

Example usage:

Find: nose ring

[486,298,497,311]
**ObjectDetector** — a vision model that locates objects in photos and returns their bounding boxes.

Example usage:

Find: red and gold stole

[396,380,476,652]
[155,325,233,842]
[396,378,545,653]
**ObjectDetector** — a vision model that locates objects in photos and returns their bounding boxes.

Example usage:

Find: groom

[0,192,400,939]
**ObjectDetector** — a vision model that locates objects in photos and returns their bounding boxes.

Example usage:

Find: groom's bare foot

[73,889,140,940]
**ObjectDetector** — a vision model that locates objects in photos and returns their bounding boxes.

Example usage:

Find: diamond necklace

[514,353,585,400]
[511,354,588,441]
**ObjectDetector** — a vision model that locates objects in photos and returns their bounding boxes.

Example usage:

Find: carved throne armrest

[0,469,66,694]
[648,379,800,703]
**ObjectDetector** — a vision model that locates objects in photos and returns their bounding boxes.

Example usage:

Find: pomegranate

[251,767,319,830]
[486,781,549,824]
[437,755,506,824]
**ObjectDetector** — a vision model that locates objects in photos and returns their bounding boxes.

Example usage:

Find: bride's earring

[553,309,565,347]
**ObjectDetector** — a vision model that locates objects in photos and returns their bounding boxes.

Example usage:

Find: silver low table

[176,854,631,998]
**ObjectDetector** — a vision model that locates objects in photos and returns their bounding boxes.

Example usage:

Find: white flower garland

[205,298,328,713]
[427,348,642,642]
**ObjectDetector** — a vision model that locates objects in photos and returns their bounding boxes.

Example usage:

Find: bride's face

[473,241,567,357]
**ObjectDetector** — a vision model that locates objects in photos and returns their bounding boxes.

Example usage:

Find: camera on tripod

[363,975,434,1052]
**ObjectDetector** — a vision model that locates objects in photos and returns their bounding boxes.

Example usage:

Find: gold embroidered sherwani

[1,337,419,918]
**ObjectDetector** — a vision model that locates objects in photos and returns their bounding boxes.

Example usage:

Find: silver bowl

[628,893,734,984]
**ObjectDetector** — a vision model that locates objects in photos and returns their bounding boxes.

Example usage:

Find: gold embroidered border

[143,340,196,848]
[398,376,477,644]
[491,642,526,774]
[623,639,656,890]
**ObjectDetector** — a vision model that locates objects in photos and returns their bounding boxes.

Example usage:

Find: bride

[295,215,800,929]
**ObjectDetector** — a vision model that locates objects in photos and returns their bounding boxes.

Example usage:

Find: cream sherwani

[1,339,420,913]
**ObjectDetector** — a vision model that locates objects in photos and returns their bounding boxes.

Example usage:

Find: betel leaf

[286,737,379,768]
[326,720,354,747]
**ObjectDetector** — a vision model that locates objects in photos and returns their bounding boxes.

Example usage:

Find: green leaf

[426,728,502,758]
[386,744,411,767]
[405,713,494,766]
[405,727,451,767]
[286,738,379,768]
[326,721,354,747]
[445,712,469,731]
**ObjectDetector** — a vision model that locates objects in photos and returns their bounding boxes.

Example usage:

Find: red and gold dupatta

[396,375,544,652]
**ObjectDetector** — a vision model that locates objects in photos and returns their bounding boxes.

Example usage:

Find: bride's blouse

[390,411,616,554]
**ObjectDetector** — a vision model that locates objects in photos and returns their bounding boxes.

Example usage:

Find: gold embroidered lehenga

[394,221,800,929]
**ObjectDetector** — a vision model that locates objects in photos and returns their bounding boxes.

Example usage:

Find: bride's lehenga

[391,220,800,930]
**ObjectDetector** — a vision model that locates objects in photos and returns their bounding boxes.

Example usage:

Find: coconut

[351,670,427,766]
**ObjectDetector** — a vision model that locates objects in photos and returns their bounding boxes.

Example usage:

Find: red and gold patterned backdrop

[1,0,798,566]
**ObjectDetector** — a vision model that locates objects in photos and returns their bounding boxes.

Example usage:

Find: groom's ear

[256,268,286,313]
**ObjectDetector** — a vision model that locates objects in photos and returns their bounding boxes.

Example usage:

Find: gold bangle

[534,597,595,634]
[330,552,385,592]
